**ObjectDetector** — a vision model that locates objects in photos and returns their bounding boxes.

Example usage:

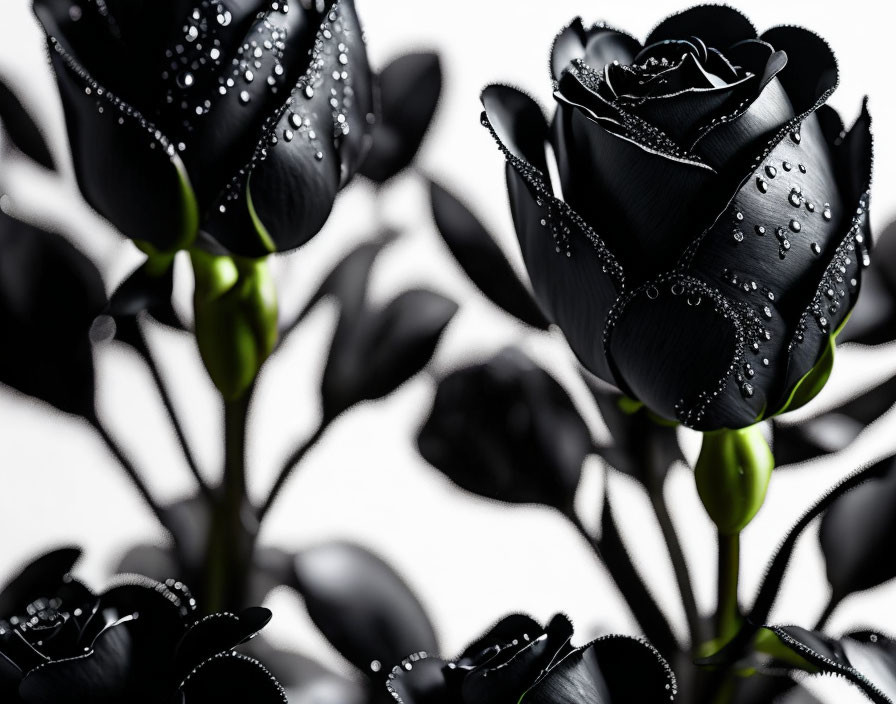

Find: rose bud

[386,613,676,703]
[481,6,872,431]
[0,548,286,702]
[33,0,373,256]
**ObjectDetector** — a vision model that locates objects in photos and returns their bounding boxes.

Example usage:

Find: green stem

[204,390,257,613]
[717,531,741,644]
[712,531,742,704]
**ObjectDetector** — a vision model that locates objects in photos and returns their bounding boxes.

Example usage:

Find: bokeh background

[0,1,894,700]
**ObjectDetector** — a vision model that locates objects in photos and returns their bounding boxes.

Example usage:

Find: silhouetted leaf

[819,456,896,604]
[279,235,394,341]
[840,221,896,345]
[108,260,184,347]
[430,180,549,330]
[0,209,105,417]
[773,627,896,704]
[772,372,896,466]
[322,288,458,420]
[417,347,588,511]
[0,77,54,170]
[360,53,442,182]
[292,542,438,677]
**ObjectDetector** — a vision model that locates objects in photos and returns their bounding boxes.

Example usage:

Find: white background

[1,1,896,700]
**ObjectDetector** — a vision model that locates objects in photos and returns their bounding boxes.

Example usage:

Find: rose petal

[760,26,838,116]
[646,5,758,49]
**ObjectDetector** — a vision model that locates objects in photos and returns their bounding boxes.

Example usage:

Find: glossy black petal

[360,52,442,182]
[773,627,896,704]
[203,0,373,255]
[176,607,271,679]
[180,651,287,703]
[429,179,549,329]
[818,456,896,603]
[551,94,716,281]
[0,210,105,417]
[645,5,758,49]
[417,347,589,511]
[321,288,457,420]
[0,78,55,170]
[480,85,623,384]
[0,548,81,619]
[605,278,742,428]
[582,372,684,486]
[523,636,676,704]
[760,26,838,119]
[31,14,198,251]
[549,19,641,81]
[18,619,133,702]
[292,542,438,676]
[386,654,452,704]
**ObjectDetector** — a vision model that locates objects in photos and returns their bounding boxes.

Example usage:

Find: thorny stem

[650,488,703,651]
[259,417,331,521]
[89,415,173,539]
[131,320,211,499]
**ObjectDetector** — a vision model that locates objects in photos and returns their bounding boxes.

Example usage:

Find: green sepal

[191,249,278,400]
[695,424,774,535]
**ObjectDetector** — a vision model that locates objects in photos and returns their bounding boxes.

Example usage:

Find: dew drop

[371,660,382,673]
[782,161,792,171]
[304,85,315,99]
[239,90,251,104]
[762,306,773,319]
[733,229,744,243]
[244,70,254,83]
[790,131,801,144]
[756,177,769,193]
[790,219,801,232]
[799,163,807,174]
[646,286,659,300]
[789,191,801,207]
[765,165,777,178]
[289,113,301,129]
[755,225,766,236]
[741,383,754,398]
[314,151,324,161]
[283,129,294,142]
[177,71,195,88]
[806,201,815,212]
[69,5,82,21]
[811,242,821,255]
[823,207,832,221]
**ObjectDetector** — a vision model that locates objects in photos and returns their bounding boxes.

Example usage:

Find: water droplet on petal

[239,90,251,104]
[765,165,777,179]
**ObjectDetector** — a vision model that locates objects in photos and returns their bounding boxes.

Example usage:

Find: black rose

[0,548,286,703]
[481,5,872,431]
[33,0,373,256]
[386,613,675,703]
[417,347,591,512]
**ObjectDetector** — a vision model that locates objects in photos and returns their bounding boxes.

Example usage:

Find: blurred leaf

[417,346,588,511]
[0,208,105,417]
[581,370,683,486]
[279,235,394,340]
[108,259,184,347]
[772,372,896,466]
[819,456,896,604]
[322,287,457,420]
[292,541,439,677]
[0,77,54,170]
[733,673,822,704]
[430,180,549,330]
[360,53,442,183]
[840,221,896,345]
[772,627,896,704]
[0,547,81,617]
